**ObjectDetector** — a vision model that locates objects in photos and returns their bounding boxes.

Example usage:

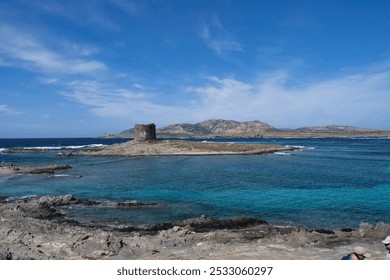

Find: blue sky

[1,0,390,137]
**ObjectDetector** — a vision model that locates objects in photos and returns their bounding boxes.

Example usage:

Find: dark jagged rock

[26,164,72,174]
[26,205,64,220]
[116,201,160,208]
[149,216,268,232]
[0,250,12,260]
[311,229,335,235]
[36,194,77,206]
[56,152,79,157]
[8,195,100,223]
[340,228,355,232]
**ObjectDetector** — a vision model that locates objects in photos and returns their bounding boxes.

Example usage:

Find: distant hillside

[157,119,276,137]
[113,119,276,138]
[101,120,389,138]
[294,125,377,133]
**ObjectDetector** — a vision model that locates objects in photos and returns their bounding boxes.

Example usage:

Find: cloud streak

[0,24,106,75]
[198,16,243,55]
[185,65,390,129]
[60,80,188,125]
[0,104,20,115]
[59,62,390,130]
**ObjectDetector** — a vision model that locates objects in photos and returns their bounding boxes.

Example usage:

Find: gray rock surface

[82,139,292,156]
[0,195,389,260]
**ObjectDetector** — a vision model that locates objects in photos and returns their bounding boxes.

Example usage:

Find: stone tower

[134,123,157,141]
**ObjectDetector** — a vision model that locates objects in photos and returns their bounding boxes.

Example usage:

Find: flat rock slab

[0,164,72,177]
[83,140,292,156]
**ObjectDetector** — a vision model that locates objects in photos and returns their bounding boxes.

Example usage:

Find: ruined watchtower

[134,123,157,141]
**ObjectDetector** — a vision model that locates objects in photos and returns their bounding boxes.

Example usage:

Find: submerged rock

[116,201,160,208]
[24,164,72,174]
[149,216,268,232]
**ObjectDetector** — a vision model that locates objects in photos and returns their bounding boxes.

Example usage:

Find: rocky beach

[0,194,389,260]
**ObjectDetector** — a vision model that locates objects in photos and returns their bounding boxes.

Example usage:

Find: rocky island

[87,123,294,157]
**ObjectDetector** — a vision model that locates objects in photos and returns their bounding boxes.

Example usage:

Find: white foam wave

[24,146,62,150]
[349,137,390,140]
[22,144,107,150]
[285,145,315,150]
[274,152,291,156]
[286,145,305,149]
[5,194,38,202]
[0,148,6,153]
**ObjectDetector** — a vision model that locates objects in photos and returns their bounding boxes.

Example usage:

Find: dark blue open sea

[1,137,389,230]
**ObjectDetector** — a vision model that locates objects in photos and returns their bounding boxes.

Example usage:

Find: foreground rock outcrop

[0,195,389,260]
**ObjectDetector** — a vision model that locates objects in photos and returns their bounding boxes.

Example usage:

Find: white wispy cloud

[111,0,139,16]
[26,1,120,31]
[39,77,60,84]
[0,24,106,75]
[60,80,188,124]
[185,65,390,129]
[62,41,101,56]
[198,16,243,55]
[58,61,390,130]
[0,104,20,115]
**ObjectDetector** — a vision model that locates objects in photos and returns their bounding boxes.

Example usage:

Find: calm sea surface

[1,137,389,229]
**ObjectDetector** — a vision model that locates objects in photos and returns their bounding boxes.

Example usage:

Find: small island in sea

[85,123,294,157]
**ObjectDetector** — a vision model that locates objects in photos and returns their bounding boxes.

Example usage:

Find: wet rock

[0,250,12,260]
[311,229,335,235]
[34,195,97,207]
[116,201,160,208]
[38,195,76,206]
[150,216,267,232]
[56,152,78,157]
[340,228,354,232]
[25,165,72,174]
[26,205,63,220]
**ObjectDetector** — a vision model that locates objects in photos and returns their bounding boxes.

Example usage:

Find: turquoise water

[1,137,389,229]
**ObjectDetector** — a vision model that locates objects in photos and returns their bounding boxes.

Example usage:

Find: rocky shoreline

[0,164,72,177]
[0,194,389,260]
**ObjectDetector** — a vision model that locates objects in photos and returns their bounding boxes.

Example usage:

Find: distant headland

[101,119,390,139]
